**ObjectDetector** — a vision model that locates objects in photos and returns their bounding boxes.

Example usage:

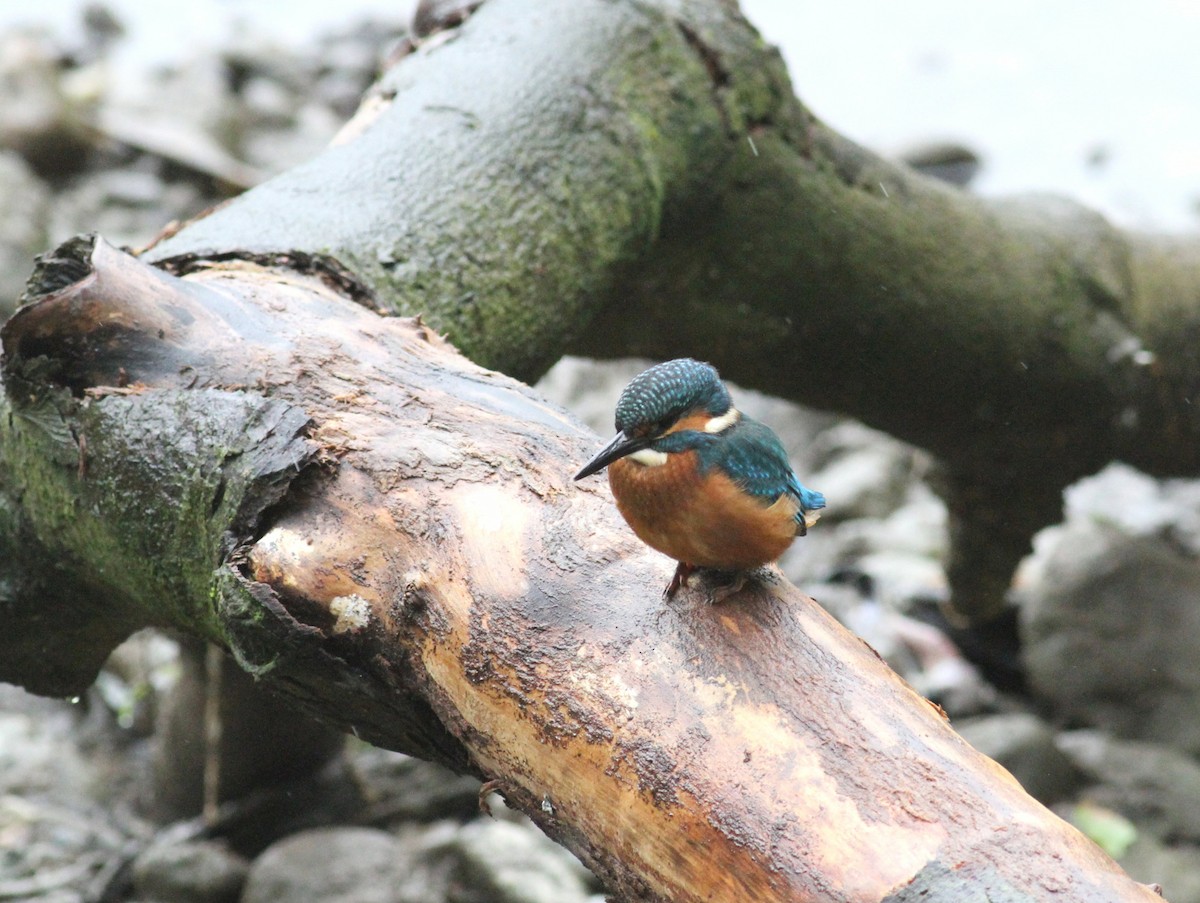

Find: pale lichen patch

[330,593,372,634]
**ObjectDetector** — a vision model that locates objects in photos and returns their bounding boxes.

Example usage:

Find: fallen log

[0,235,1161,901]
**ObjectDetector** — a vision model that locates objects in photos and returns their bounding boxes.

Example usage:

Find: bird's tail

[793,486,825,532]
[798,487,826,512]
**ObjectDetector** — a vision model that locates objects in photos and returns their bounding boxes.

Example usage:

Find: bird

[574,358,825,600]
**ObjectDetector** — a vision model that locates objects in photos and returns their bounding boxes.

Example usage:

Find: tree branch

[126,0,1200,621]
[1,235,1161,901]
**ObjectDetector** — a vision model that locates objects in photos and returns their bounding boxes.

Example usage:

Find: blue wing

[787,476,826,514]
[699,418,825,523]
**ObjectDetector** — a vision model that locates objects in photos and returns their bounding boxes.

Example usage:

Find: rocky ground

[4,5,1200,902]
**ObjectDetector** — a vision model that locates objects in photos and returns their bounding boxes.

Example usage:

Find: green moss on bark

[0,386,314,641]
[143,0,754,382]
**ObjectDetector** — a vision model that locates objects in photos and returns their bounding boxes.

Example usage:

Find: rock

[131,840,249,903]
[908,600,1026,695]
[1056,730,1200,844]
[243,820,597,903]
[0,688,93,804]
[456,819,595,903]
[907,652,998,719]
[535,356,654,436]
[410,818,595,903]
[48,161,209,252]
[0,151,51,315]
[814,575,998,714]
[241,827,408,903]
[313,20,404,117]
[803,421,929,521]
[1114,834,1200,903]
[1019,517,1200,754]
[0,680,169,898]
[1061,463,1200,550]
[955,713,1080,805]
[94,629,181,737]
[786,484,947,595]
[350,746,482,824]
[237,98,343,174]
[0,29,95,177]
[79,4,126,60]
[390,820,461,902]
[151,641,346,823]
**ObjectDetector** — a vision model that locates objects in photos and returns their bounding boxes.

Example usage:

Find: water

[4,0,1199,231]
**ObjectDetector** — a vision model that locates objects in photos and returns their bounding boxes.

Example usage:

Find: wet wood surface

[0,238,1161,902]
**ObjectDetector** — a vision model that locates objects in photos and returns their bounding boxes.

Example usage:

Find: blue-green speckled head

[614,359,731,436]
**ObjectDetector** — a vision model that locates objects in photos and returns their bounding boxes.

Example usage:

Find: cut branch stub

[2,236,320,656]
[0,236,1161,902]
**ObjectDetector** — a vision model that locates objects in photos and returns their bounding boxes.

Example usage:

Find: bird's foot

[665,565,753,603]
[478,779,505,816]
[663,562,697,599]
[704,570,747,604]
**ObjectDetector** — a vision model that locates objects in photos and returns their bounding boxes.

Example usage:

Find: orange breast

[608,453,800,570]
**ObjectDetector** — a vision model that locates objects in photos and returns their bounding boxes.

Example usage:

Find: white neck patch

[629,447,669,467]
[704,407,740,433]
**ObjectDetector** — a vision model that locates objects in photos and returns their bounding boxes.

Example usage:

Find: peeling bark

[0,237,1162,901]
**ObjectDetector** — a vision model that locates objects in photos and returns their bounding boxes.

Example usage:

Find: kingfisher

[574,358,826,599]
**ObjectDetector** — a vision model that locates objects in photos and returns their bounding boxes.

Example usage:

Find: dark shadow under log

[0,237,1161,901]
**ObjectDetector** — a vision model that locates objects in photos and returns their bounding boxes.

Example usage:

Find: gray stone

[1062,463,1200,552]
[131,840,249,903]
[415,819,593,903]
[48,166,209,254]
[1056,730,1200,844]
[239,99,343,173]
[350,747,483,824]
[390,820,459,903]
[803,420,929,521]
[535,356,660,436]
[0,29,94,177]
[1115,834,1200,903]
[955,712,1080,804]
[1019,518,1200,754]
[95,629,181,737]
[0,150,50,316]
[909,655,998,718]
[312,21,400,116]
[0,688,98,805]
[785,488,947,598]
[898,140,982,188]
[241,827,408,903]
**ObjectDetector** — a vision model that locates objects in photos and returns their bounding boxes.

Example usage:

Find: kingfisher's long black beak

[574,430,651,480]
